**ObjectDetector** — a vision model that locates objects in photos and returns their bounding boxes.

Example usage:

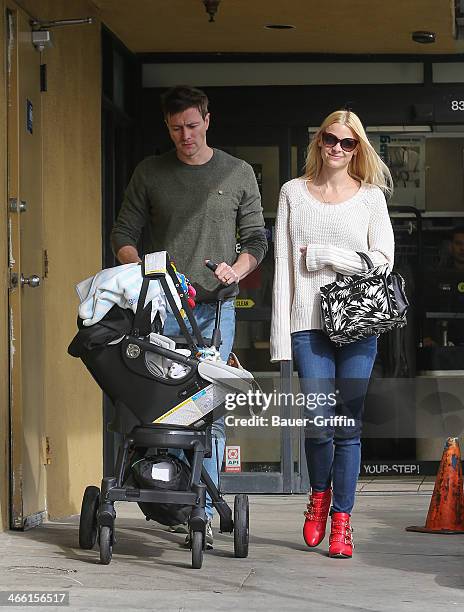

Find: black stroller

[69,252,254,569]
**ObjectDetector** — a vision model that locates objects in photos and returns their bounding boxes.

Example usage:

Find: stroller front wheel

[99,526,113,565]
[191,531,203,569]
[79,486,100,550]
[234,494,249,558]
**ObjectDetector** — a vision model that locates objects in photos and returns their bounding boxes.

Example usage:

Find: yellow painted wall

[13,0,103,519]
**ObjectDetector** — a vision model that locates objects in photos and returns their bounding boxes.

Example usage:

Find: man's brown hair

[161,85,209,119]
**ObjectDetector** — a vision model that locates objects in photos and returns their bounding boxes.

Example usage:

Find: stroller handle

[203,260,240,351]
[205,260,218,272]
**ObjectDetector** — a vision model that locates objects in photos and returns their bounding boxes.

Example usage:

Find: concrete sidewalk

[0,478,463,611]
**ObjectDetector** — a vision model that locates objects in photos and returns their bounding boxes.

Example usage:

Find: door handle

[20,274,41,288]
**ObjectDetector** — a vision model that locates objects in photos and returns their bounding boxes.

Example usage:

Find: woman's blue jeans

[292,330,377,514]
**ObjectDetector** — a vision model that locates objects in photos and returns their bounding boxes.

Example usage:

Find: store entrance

[219,125,464,489]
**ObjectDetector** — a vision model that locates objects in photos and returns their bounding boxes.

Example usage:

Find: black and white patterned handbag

[319,252,409,345]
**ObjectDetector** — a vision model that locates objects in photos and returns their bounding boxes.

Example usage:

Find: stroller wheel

[79,486,100,550]
[191,531,203,569]
[99,526,113,565]
[233,494,249,558]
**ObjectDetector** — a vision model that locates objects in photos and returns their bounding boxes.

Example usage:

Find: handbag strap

[356,251,374,270]
[335,251,374,281]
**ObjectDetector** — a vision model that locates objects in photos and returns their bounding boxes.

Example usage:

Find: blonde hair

[304,110,393,196]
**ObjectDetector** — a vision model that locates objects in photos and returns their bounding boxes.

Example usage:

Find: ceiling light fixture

[264,24,296,30]
[203,0,221,22]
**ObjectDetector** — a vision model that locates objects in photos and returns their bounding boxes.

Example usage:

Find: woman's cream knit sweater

[270,178,395,362]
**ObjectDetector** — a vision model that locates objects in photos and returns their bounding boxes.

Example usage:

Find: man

[111,85,267,547]
[446,225,464,271]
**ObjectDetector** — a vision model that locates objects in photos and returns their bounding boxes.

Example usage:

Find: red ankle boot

[303,488,331,547]
[329,512,353,558]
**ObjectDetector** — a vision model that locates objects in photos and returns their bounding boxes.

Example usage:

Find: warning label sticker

[154,384,225,426]
[153,397,202,426]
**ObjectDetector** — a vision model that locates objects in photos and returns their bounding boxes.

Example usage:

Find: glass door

[218,142,304,493]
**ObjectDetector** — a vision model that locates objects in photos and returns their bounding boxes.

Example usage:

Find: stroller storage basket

[131,454,192,527]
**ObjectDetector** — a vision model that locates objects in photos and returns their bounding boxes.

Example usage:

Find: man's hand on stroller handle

[205,260,239,286]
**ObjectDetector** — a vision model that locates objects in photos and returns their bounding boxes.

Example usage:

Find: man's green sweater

[111,149,268,291]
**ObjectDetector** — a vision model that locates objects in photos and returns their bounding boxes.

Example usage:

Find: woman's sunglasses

[321,131,359,153]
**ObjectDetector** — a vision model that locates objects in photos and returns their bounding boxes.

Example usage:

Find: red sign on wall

[225,445,241,473]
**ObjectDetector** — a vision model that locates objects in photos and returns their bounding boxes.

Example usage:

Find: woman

[270,110,394,558]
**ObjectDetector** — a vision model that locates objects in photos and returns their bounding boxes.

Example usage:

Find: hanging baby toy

[172,262,197,310]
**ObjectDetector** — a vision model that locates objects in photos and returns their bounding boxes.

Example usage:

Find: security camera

[412,31,436,44]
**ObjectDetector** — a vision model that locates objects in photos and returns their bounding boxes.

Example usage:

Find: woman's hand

[301,245,328,271]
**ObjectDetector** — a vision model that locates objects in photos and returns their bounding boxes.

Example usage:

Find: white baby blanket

[76,257,180,327]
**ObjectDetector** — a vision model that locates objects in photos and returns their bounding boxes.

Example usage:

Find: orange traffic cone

[406,437,464,533]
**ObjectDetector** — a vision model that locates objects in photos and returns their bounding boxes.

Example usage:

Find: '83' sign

[435,94,464,121]
[450,100,464,111]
